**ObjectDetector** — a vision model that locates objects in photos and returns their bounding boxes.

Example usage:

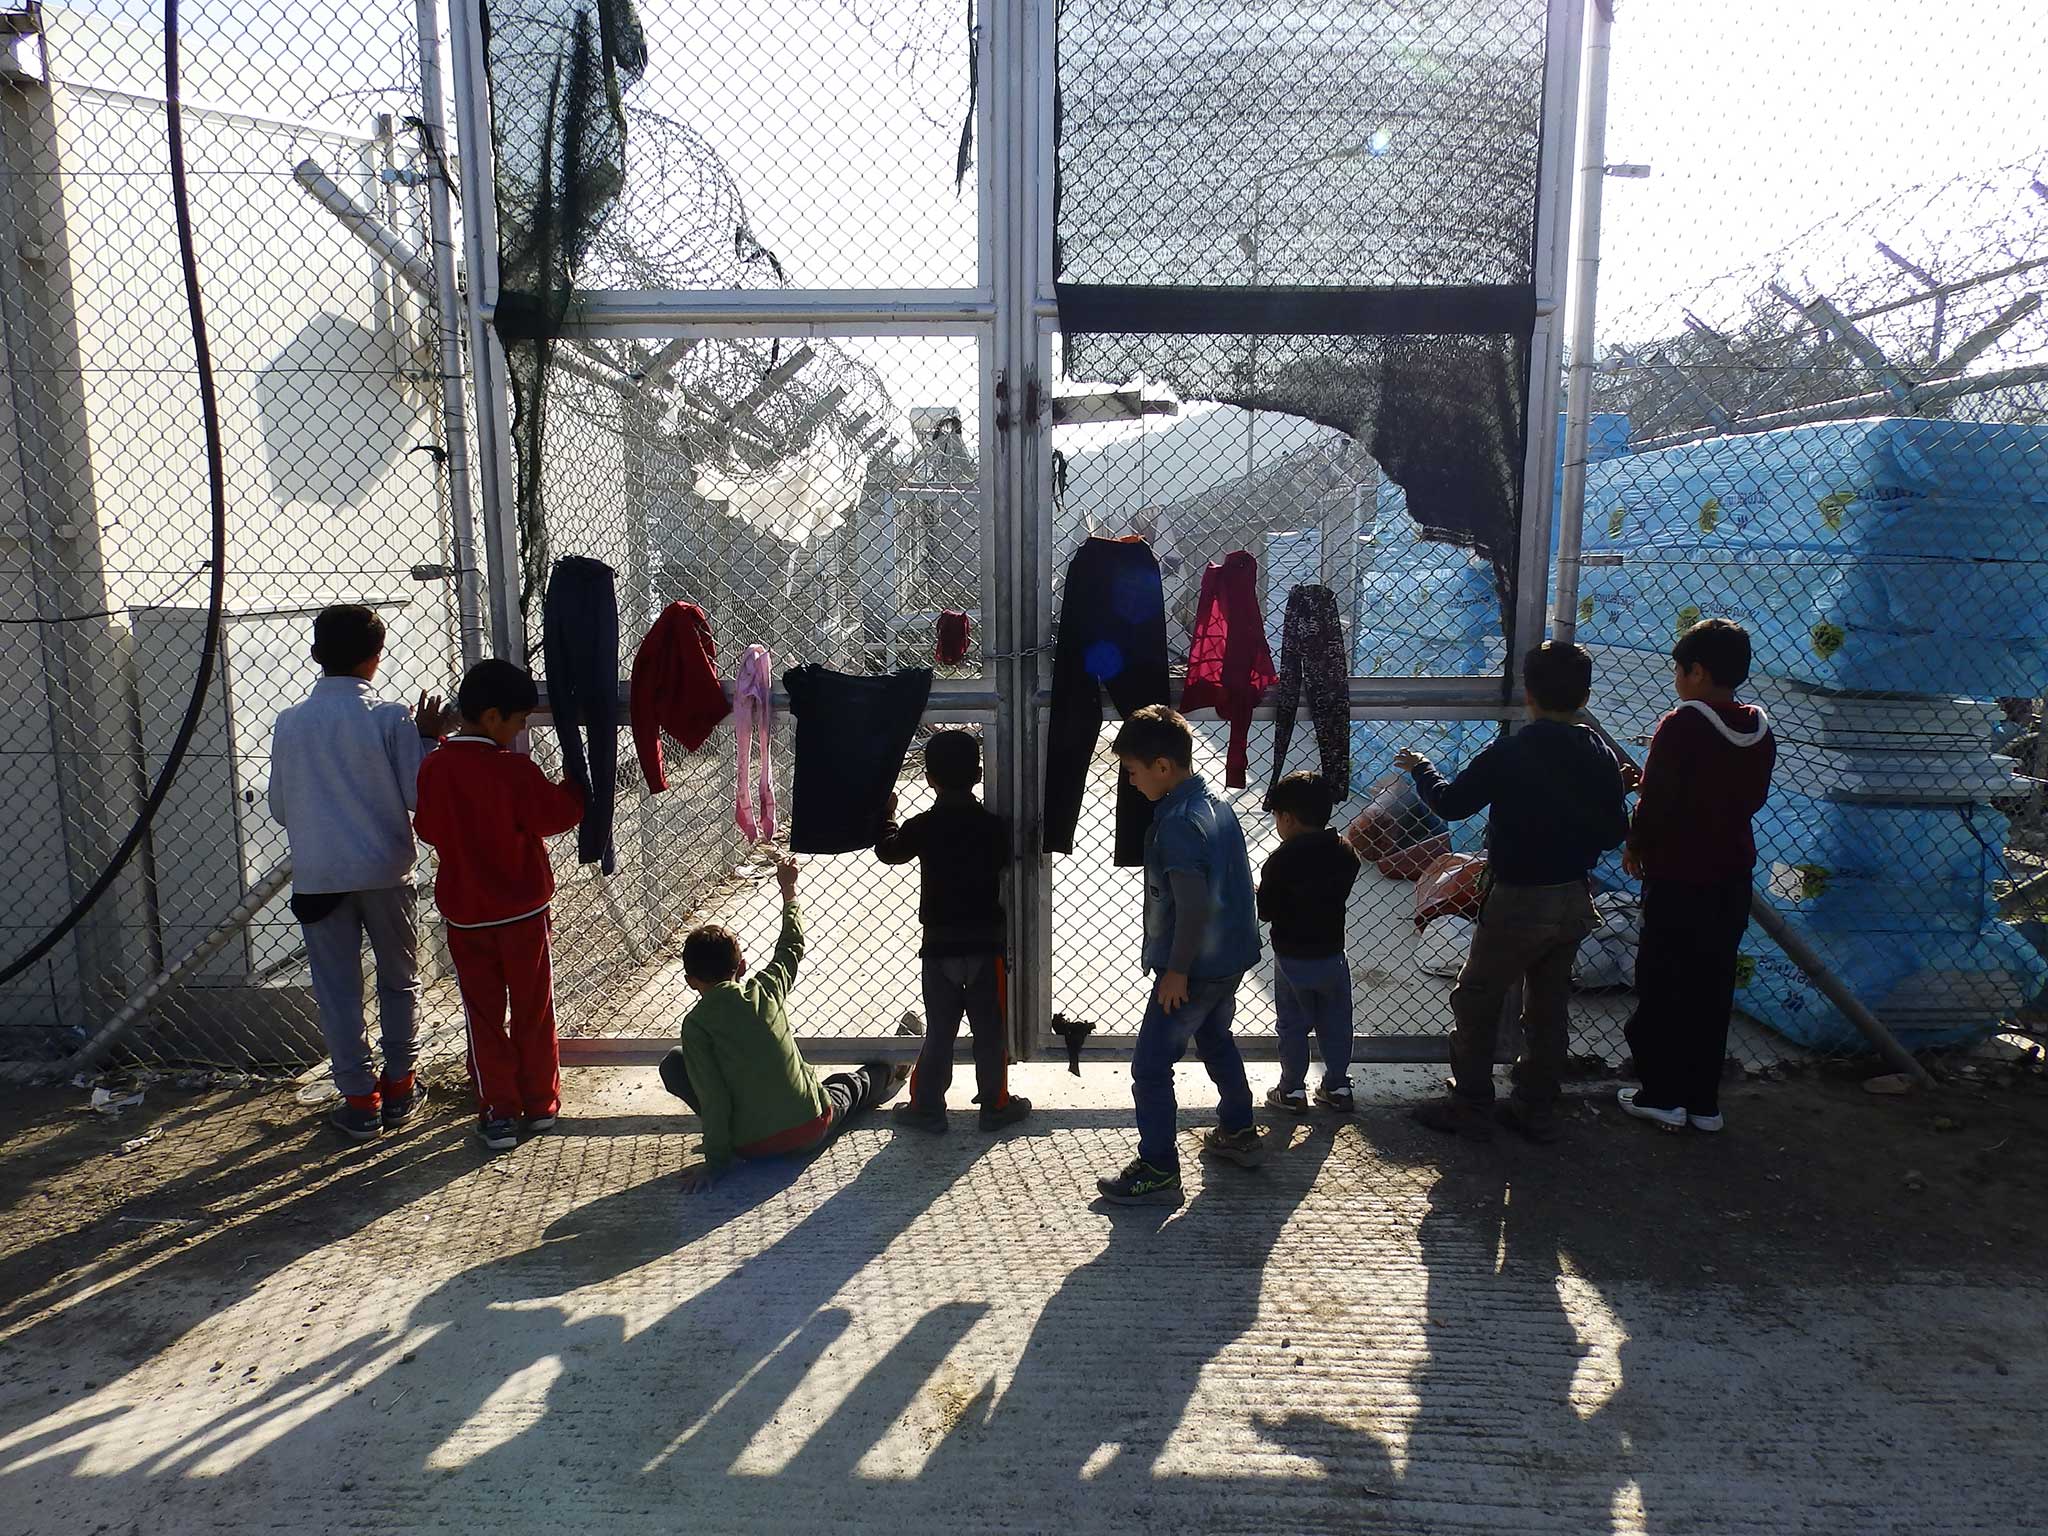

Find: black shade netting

[483,0,647,623]
[1054,0,1551,668]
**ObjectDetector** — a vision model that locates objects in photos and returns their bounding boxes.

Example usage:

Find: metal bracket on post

[445,0,526,662]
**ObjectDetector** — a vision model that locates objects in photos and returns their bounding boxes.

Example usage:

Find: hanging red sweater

[630,601,731,792]
[1179,550,1277,788]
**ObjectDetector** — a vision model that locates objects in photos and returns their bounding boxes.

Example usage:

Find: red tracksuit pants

[447,914,561,1121]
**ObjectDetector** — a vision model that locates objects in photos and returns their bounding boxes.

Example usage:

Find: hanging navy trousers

[542,556,619,874]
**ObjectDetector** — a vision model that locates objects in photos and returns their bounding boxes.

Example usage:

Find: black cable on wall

[0,0,231,990]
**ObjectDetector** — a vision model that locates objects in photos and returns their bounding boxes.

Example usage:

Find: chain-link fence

[0,0,462,1073]
[1564,0,2048,1063]
[527,329,986,1049]
[5,0,2045,1089]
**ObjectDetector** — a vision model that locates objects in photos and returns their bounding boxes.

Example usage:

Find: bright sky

[50,0,2047,452]
[638,0,2046,445]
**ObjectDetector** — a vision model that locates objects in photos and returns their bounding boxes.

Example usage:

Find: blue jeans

[1273,952,1353,1094]
[1131,972,1253,1172]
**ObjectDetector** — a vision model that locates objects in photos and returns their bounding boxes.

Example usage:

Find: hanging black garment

[1266,583,1352,807]
[542,556,620,873]
[1043,537,1170,865]
[784,664,934,854]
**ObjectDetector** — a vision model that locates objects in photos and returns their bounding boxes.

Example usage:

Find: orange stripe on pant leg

[995,956,1010,1106]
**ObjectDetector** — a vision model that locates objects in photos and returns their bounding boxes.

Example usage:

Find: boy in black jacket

[1394,642,1628,1144]
[1258,771,1362,1114]
[875,730,1031,1131]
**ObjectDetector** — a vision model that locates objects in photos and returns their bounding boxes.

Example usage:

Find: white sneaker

[1687,1110,1725,1133]
[1617,1087,1686,1130]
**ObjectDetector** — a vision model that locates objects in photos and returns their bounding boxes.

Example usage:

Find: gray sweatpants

[302,886,421,1098]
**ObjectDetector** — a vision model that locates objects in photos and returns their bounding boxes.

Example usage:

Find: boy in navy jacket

[1396,643,1628,1144]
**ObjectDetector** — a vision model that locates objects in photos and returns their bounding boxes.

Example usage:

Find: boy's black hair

[1111,704,1194,770]
[682,924,742,984]
[457,657,539,721]
[1268,771,1335,827]
[1672,617,1752,688]
[924,728,982,790]
[1522,640,1594,714]
[311,604,385,675]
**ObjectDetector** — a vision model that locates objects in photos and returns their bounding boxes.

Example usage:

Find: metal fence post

[416,0,486,669]
[1551,0,1614,647]
[445,0,525,662]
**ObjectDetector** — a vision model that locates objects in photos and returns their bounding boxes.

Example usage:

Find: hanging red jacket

[1179,550,1277,788]
[630,601,731,792]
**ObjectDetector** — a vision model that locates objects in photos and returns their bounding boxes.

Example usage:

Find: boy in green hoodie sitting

[661,855,908,1192]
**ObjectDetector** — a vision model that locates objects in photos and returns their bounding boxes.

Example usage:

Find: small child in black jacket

[875,730,1031,1132]
[1257,771,1362,1114]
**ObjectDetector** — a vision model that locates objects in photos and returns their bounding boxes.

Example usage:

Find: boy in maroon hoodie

[415,659,585,1151]
[1619,619,1775,1133]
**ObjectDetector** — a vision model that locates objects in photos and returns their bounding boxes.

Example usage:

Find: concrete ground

[1,1062,2044,1536]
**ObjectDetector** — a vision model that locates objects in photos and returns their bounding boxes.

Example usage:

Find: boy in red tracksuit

[1620,618,1776,1134]
[415,658,585,1151]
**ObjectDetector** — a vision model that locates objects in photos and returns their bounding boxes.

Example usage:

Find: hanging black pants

[542,556,619,873]
[784,664,934,854]
[1266,582,1351,807]
[1043,537,1169,865]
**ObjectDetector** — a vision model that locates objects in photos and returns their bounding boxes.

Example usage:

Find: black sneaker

[1411,1097,1495,1142]
[866,1061,913,1109]
[1495,1098,1561,1145]
[1313,1081,1356,1114]
[522,1114,557,1135]
[892,1102,949,1135]
[978,1095,1031,1132]
[1096,1158,1182,1205]
[1264,1086,1309,1116]
[477,1117,518,1152]
[380,1078,425,1131]
[331,1101,381,1143]
[1201,1125,1266,1167]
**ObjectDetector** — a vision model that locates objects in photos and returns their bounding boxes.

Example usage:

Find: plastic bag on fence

[1377,833,1451,881]
[1573,892,1643,990]
[1414,853,1487,928]
[1416,914,1474,978]
[1345,772,1446,865]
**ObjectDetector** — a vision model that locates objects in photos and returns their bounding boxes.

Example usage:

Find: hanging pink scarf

[734,644,778,843]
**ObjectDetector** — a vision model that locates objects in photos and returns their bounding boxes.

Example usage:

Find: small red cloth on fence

[1178,550,1276,787]
[629,601,731,792]
[936,609,971,665]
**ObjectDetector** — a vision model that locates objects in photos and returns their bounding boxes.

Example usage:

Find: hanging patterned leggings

[1265,582,1352,808]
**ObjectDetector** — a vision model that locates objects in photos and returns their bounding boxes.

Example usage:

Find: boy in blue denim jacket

[1096,705,1265,1204]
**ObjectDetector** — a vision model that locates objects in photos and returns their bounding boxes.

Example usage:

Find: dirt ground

[0,1061,2044,1535]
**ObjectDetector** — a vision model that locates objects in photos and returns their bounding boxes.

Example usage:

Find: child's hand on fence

[1392,748,1426,773]
[1621,846,1643,878]
[414,691,457,739]
[1618,760,1644,794]
[882,792,898,821]
[775,855,800,902]
[1157,969,1189,1014]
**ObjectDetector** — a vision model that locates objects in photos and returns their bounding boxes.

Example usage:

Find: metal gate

[443,0,1584,1064]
